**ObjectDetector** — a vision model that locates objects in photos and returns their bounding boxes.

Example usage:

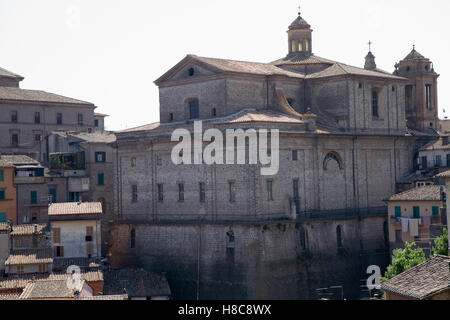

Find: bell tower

[287,5,312,57]
[395,46,439,131]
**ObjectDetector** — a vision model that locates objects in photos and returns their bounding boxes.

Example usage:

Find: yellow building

[0,158,17,225]
[386,185,446,256]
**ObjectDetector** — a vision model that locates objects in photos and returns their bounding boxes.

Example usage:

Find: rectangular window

[34,134,41,144]
[421,156,427,169]
[34,112,41,124]
[86,226,93,237]
[0,212,6,223]
[0,170,4,182]
[189,99,199,119]
[54,246,64,257]
[69,192,80,202]
[292,150,298,161]
[78,113,83,126]
[49,188,57,203]
[395,206,402,218]
[57,113,63,125]
[11,111,17,123]
[11,133,18,147]
[53,228,61,243]
[432,206,440,216]
[426,84,432,109]
[157,184,164,202]
[229,181,236,202]
[413,206,420,219]
[30,191,37,204]
[178,183,184,202]
[94,119,99,127]
[132,185,138,203]
[443,137,449,146]
[0,189,5,200]
[95,152,106,163]
[98,173,104,186]
[436,155,442,167]
[199,182,206,202]
[266,180,273,201]
[372,90,379,118]
[131,157,137,167]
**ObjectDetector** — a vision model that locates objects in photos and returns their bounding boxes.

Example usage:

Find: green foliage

[432,228,449,256]
[295,223,302,230]
[382,242,426,282]
[262,225,269,231]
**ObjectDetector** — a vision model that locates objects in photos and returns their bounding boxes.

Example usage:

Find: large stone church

[109,9,439,299]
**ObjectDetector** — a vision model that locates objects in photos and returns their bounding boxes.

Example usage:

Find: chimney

[364,51,377,70]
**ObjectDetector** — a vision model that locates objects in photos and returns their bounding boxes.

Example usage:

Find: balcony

[15,176,45,184]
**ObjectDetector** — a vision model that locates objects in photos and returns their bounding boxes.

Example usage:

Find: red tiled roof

[48,202,102,216]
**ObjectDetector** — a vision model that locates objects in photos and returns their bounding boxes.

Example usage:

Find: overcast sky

[1,0,449,130]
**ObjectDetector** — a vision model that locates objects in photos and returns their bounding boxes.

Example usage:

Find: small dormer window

[188,68,195,77]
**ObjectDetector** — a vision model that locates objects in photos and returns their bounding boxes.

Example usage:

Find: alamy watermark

[171,121,279,176]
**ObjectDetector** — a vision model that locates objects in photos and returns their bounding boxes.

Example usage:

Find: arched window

[323,152,344,170]
[336,225,343,248]
[372,90,379,118]
[188,68,195,77]
[130,228,136,249]
[188,98,199,119]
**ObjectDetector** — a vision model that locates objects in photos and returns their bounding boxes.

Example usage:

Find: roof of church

[0,66,23,79]
[403,48,427,61]
[289,14,311,30]
[271,54,336,66]
[305,62,405,80]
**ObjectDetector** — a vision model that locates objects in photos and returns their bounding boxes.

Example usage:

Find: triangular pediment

[154,55,223,85]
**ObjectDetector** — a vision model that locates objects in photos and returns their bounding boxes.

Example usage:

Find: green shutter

[395,206,402,218]
[94,119,99,127]
[98,173,104,186]
[0,213,6,222]
[0,190,5,200]
[0,170,4,182]
[49,188,57,203]
[432,206,440,216]
[413,206,420,219]
[30,191,37,204]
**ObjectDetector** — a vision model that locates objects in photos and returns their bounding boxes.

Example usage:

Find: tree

[382,242,426,282]
[432,228,449,256]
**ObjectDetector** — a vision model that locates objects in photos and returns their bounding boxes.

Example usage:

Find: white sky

[1,0,449,131]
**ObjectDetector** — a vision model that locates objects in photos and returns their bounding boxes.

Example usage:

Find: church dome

[403,48,426,60]
[289,15,311,30]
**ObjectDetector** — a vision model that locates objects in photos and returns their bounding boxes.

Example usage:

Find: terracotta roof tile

[0,155,39,167]
[80,294,128,300]
[420,137,450,151]
[437,170,450,179]
[387,185,445,202]
[0,271,103,290]
[0,294,20,300]
[0,223,11,232]
[48,202,102,216]
[19,279,86,299]
[11,224,48,236]
[5,249,53,266]
[381,255,450,299]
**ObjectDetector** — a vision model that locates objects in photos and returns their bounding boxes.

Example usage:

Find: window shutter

[53,228,61,243]
[30,191,37,204]
[395,206,402,218]
[0,170,4,182]
[413,206,420,219]
[432,206,440,216]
